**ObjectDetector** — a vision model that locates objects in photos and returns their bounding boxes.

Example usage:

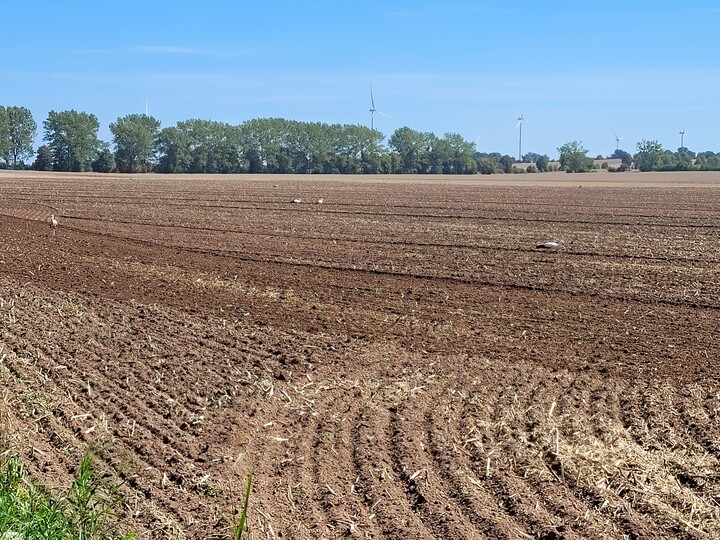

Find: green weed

[231,474,252,540]
[0,453,134,540]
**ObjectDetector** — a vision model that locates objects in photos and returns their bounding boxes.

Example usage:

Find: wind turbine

[679,130,685,150]
[369,84,390,131]
[614,132,623,152]
[516,113,530,161]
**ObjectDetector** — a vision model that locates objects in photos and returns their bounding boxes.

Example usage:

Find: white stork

[317,197,324,204]
[292,198,302,204]
[50,214,58,236]
[535,240,564,250]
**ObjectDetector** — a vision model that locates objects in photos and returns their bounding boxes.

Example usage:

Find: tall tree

[441,133,477,174]
[0,106,9,164]
[155,120,243,173]
[426,133,448,173]
[156,125,191,173]
[634,139,664,172]
[43,110,100,171]
[6,106,37,168]
[92,142,117,173]
[32,145,53,171]
[557,140,593,172]
[110,114,161,173]
[388,127,428,173]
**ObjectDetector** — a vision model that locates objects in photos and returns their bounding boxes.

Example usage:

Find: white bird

[292,198,302,204]
[535,240,564,250]
[49,214,58,235]
[317,198,324,204]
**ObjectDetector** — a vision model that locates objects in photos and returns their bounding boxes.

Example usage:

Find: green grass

[2,453,254,539]
[231,473,252,540]
[0,453,134,540]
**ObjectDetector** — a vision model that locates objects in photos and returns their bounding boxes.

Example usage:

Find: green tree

[388,127,428,173]
[240,118,289,173]
[557,140,593,172]
[499,154,514,173]
[634,139,664,172]
[184,119,242,173]
[706,155,720,170]
[353,124,386,174]
[92,143,117,172]
[32,145,53,171]
[611,149,633,167]
[667,150,693,171]
[438,133,476,174]
[300,122,335,173]
[426,133,447,173]
[6,106,37,168]
[43,110,100,171]
[535,154,550,172]
[155,119,244,174]
[0,106,10,163]
[476,152,503,161]
[110,114,161,173]
[477,157,500,174]
[156,125,191,173]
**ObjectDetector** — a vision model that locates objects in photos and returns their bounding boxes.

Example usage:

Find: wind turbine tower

[516,114,530,161]
[679,130,685,150]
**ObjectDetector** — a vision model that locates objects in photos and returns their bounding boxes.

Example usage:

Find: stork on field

[292,198,302,204]
[317,198,324,204]
[50,214,58,236]
[535,240,564,250]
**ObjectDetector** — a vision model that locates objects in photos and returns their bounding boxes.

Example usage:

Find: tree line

[1,105,718,174]
[4,108,480,175]
[556,139,720,173]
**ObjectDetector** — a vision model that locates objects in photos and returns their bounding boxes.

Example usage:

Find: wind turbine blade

[370,84,375,110]
[376,109,391,118]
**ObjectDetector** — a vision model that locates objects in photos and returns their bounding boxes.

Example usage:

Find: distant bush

[601,162,609,169]
[535,155,550,172]
[476,157,498,175]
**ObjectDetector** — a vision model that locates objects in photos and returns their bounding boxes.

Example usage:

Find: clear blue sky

[4,0,719,160]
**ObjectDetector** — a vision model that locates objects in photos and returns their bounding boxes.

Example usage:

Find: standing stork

[317,197,324,204]
[50,214,58,236]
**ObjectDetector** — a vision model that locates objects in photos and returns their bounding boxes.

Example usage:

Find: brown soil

[1,170,719,539]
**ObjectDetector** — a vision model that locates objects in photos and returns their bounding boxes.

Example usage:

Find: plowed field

[1,170,719,539]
